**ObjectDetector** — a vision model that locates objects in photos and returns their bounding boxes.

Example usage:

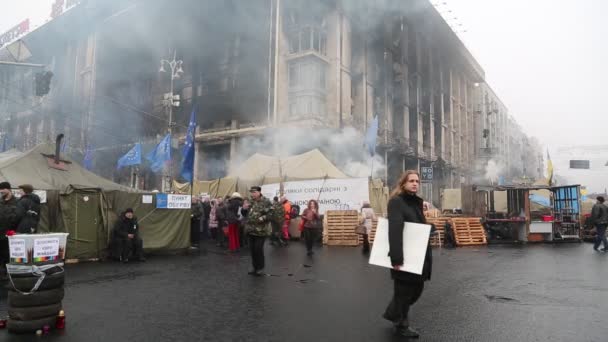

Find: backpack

[290,205,300,219]
[271,203,285,224]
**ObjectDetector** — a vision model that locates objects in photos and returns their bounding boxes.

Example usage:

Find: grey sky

[1,0,604,150]
[445,0,607,149]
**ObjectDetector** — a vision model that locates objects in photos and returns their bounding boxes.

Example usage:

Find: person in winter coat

[591,196,608,252]
[190,197,203,248]
[281,197,292,242]
[301,199,321,256]
[382,170,432,339]
[360,201,377,254]
[112,208,145,263]
[201,196,211,240]
[0,181,17,266]
[215,198,228,248]
[270,197,286,247]
[15,184,41,234]
[226,193,244,252]
[209,199,219,241]
[245,186,272,276]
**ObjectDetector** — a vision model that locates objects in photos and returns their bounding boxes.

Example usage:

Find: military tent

[0,145,190,259]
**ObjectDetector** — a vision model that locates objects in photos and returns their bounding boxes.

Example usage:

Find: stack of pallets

[323,210,360,246]
[450,217,487,246]
[426,217,450,247]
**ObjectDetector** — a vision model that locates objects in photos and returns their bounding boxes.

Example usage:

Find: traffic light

[35,71,53,96]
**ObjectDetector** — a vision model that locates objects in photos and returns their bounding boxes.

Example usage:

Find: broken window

[286,25,327,56]
[288,56,327,118]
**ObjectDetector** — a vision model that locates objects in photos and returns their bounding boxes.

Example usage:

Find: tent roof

[0,144,134,192]
[228,149,348,181]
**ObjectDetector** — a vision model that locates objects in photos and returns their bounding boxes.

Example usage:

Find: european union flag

[83,144,94,170]
[146,134,171,173]
[365,116,378,156]
[180,109,197,182]
[117,143,142,169]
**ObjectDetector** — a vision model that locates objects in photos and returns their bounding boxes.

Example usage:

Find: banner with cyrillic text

[261,178,369,214]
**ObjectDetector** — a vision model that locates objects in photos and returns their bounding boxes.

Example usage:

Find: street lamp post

[159,50,184,192]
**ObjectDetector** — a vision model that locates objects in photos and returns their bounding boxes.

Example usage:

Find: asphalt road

[0,240,606,342]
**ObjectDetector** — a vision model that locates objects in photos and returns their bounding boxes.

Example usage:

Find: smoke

[484,159,505,185]
[232,125,385,179]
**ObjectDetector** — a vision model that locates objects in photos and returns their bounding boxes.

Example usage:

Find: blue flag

[117,143,142,169]
[83,144,94,170]
[180,109,197,182]
[365,116,378,156]
[146,134,171,173]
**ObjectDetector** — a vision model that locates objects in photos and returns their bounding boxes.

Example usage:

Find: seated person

[111,208,145,263]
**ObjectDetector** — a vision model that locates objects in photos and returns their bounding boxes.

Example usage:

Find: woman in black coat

[382,170,432,338]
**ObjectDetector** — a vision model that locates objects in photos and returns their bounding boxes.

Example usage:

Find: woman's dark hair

[308,199,319,210]
[598,196,605,203]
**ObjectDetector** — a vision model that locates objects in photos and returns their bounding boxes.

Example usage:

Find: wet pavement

[1,241,607,341]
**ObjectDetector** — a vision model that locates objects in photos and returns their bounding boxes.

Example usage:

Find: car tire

[7,272,65,292]
[8,288,64,308]
[7,315,58,334]
[8,303,62,321]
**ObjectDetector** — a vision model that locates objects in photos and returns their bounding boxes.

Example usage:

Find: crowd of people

[0,172,434,338]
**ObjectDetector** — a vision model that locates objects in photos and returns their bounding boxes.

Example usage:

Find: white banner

[167,194,191,209]
[261,178,369,214]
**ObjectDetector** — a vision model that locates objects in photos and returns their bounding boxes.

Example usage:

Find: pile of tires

[6,266,64,334]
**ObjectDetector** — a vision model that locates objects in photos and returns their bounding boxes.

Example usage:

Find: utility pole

[159,50,184,192]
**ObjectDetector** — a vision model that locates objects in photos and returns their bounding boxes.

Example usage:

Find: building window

[287,25,327,56]
[288,57,327,118]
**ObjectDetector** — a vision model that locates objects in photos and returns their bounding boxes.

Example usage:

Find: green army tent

[0,145,190,259]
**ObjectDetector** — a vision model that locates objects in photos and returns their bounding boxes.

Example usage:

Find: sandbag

[7,271,65,292]
[8,288,64,308]
[7,315,57,334]
[8,303,62,321]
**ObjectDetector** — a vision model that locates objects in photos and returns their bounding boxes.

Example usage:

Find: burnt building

[0,0,542,205]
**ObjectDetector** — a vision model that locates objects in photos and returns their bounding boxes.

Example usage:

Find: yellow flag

[546,149,553,186]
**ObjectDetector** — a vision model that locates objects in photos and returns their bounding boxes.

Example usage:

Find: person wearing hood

[382,170,432,339]
[226,192,244,252]
[15,184,41,234]
[112,208,145,263]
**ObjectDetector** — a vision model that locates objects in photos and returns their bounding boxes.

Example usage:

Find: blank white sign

[369,218,431,275]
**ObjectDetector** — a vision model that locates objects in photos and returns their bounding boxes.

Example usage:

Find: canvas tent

[228,149,348,182]
[0,145,190,259]
[174,149,389,215]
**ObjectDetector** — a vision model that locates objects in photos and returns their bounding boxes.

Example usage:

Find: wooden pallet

[323,210,360,246]
[426,217,450,247]
[450,217,487,246]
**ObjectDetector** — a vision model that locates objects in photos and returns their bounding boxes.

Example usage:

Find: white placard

[142,195,153,204]
[369,218,431,275]
[167,194,191,209]
[33,237,60,258]
[9,238,27,260]
[261,178,369,214]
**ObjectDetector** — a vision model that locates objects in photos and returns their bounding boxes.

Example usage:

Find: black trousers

[362,234,370,252]
[201,219,209,240]
[303,229,318,252]
[191,219,201,246]
[249,235,266,271]
[119,236,144,261]
[384,279,424,327]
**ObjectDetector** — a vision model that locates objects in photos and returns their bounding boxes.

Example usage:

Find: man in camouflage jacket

[246,186,273,276]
